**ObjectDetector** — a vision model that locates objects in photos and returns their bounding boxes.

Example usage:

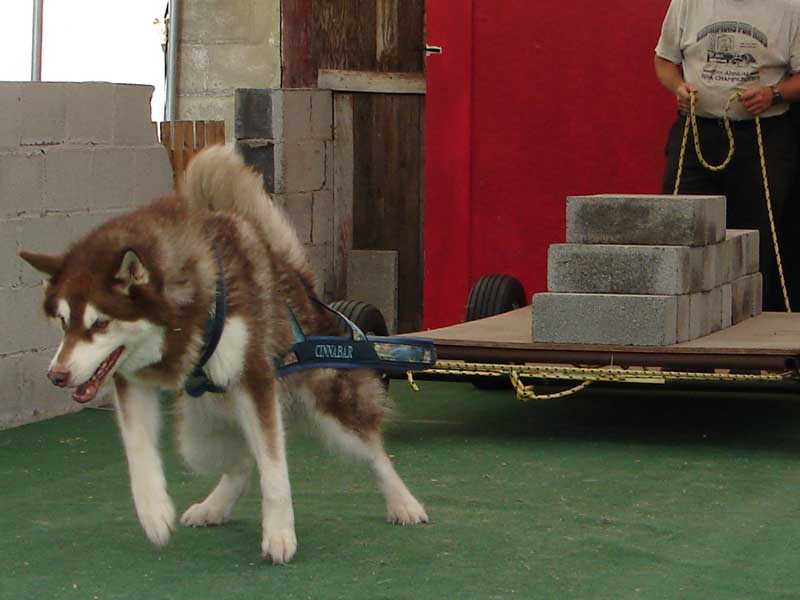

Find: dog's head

[20,244,168,403]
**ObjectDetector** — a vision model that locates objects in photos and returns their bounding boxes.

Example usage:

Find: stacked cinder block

[235,88,335,298]
[1,82,173,429]
[532,194,762,346]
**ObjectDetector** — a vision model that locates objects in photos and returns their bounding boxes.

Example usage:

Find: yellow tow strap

[673,90,791,312]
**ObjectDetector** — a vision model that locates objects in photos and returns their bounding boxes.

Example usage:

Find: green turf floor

[3,382,800,599]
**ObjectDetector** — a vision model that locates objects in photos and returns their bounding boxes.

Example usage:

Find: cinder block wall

[235,88,336,299]
[1,82,174,429]
[177,0,281,140]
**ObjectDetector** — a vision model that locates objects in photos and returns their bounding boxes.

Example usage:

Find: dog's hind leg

[300,369,429,525]
[176,395,253,527]
[113,376,176,546]
[230,370,297,564]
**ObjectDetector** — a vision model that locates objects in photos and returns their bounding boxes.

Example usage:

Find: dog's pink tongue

[72,382,98,404]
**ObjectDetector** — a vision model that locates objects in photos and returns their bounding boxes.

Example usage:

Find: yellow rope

[673,90,791,312]
[509,370,593,401]
[426,360,789,384]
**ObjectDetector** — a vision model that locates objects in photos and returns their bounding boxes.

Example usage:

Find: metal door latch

[425,44,443,56]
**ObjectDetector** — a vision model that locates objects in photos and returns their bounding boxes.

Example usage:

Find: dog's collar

[184,242,227,398]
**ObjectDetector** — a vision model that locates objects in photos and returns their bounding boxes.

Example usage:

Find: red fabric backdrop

[424,1,675,329]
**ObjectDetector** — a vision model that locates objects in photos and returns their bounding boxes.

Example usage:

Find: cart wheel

[465,274,527,322]
[329,300,389,336]
[329,300,390,387]
[465,275,526,390]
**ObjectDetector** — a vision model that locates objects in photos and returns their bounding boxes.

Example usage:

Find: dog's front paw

[387,495,429,525]
[261,528,297,565]
[136,493,176,546]
[181,501,231,527]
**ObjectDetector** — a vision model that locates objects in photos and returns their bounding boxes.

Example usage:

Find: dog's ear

[114,249,150,294]
[19,251,63,277]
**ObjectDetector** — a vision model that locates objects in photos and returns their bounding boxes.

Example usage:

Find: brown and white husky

[19,146,428,564]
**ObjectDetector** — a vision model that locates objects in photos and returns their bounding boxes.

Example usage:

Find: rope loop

[672,89,791,312]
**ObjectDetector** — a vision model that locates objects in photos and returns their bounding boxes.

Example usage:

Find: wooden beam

[333,93,355,299]
[318,69,425,95]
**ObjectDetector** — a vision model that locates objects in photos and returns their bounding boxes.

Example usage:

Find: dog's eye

[58,316,67,330]
[91,319,110,332]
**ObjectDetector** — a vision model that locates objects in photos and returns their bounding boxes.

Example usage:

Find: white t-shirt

[656,0,800,119]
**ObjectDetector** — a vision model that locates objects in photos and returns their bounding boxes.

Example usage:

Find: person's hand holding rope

[675,81,697,113]
[739,84,774,115]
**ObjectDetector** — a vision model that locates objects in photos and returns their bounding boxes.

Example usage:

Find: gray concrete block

[65,82,115,144]
[312,190,334,245]
[547,243,718,295]
[282,89,314,141]
[280,140,326,193]
[310,90,333,140]
[0,219,20,286]
[235,88,278,140]
[21,83,67,146]
[347,250,399,334]
[133,145,175,203]
[676,293,691,343]
[0,83,22,148]
[307,243,335,301]
[566,194,726,247]
[531,292,678,346]
[721,283,733,329]
[236,140,275,192]
[731,273,763,324]
[725,229,760,279]
[18,215,81,285]
[111,84,157,146]
[44,146,94,212]
[91,147,137,209]
[0,285,56,354]
[0,150,46,218]
[276,193,313,244]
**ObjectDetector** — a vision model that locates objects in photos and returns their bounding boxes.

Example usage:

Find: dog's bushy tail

[182,145,308,274]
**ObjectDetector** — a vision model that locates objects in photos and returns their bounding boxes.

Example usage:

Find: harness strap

[184,243,227,397]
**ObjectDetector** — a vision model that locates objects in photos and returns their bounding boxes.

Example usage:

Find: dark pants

[661,113,798,311]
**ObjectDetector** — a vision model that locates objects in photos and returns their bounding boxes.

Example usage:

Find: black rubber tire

[465,274,527,322]
[329,300,390,388]
[329,300,389,336]
[464,275,526,390]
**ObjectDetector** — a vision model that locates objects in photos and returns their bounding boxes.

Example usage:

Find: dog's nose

[48,368,71,387]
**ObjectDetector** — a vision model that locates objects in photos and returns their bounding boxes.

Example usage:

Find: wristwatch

[771,85,784,106]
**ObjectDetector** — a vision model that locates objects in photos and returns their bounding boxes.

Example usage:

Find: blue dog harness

[274,297,436,377]
[184,244,228,398]
[183,244,436,396]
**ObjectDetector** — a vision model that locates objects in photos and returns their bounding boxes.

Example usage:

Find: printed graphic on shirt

[698,21,766,86]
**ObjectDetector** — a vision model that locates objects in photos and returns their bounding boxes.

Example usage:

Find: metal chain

[673,90,791,313]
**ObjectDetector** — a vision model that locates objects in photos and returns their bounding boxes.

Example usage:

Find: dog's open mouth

[72,346,126,404]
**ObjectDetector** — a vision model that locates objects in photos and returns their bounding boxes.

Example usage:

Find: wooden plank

[318,69,425,94]
[333,93,355,300]
[210,121,225,145]
[421,308,800,355]
[313,0,376,73]
[160,121,172,155]
[172,121,186,186]
[195,120,206,150]
[353,94,424,332]
[376,0,399,67]
[181,120,195,169]
[282,0,315,87]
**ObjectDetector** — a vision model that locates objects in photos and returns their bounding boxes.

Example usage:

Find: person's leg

[723,115,798,312]
[662,115,725,195]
